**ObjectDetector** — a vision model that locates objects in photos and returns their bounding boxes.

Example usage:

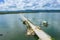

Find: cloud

[0,0,60,11]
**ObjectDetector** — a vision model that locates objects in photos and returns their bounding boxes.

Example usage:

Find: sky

[0,0,60,11]
[0,0,4,2]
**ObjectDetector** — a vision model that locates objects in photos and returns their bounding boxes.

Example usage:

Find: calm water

[0,13,60,40]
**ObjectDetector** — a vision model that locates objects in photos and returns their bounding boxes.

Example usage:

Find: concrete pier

[20,14,52,40]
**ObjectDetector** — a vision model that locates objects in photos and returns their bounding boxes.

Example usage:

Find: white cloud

[0,0,60,11]
[57,0,60,4]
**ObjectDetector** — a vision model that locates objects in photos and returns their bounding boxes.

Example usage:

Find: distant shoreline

[0,10,60,14]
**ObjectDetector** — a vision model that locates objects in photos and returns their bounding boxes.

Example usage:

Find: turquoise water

[0,13,60,40]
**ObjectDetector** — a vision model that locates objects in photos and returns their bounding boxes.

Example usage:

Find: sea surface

[0,13,60,40]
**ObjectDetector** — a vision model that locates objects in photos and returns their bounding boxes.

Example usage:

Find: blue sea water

[0,0,60,40]
[0,13,60,40]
